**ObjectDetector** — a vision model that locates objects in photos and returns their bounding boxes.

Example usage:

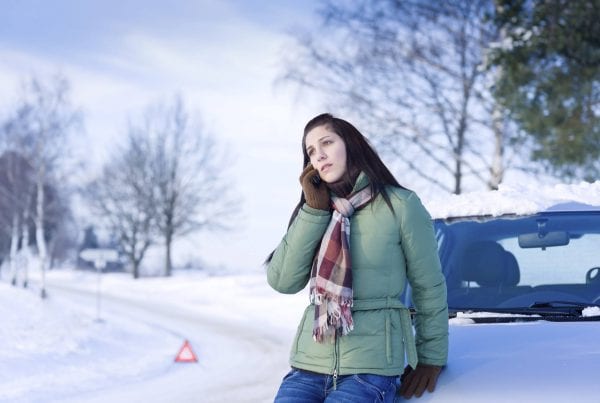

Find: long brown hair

[265,113,406,263]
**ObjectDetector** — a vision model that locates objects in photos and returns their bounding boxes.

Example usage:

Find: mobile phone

[311,175,322,186]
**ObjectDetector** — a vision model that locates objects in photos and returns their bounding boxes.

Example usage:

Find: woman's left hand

[399,363,442,399]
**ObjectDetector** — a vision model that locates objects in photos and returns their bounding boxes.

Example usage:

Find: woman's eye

[307,149,314,156]
[323,140,332,145]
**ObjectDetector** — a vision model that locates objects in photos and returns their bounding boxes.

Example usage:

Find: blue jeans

[274,368,398,402]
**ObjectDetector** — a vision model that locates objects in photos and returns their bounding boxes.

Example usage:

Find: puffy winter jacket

[267,173,448,376]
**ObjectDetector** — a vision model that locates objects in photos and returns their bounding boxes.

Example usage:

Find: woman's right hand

[299,165,330,211]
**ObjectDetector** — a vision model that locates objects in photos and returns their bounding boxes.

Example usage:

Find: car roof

[543,201,600,212]
[425,182,600,220]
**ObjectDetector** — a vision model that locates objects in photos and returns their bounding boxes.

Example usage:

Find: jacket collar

[352,171,370,194]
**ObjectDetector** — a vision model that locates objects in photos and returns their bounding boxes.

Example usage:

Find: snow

[448,317,475,325]
[3,265,600,402]
[454,311,541,319]
[449,311,544,326]
[582,307,600,317]
[425,181,600,219]
[0,279,180,402]
[0,267,307,402]
[488,27,538,52]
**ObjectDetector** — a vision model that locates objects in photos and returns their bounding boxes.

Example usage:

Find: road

[45,278,290,403]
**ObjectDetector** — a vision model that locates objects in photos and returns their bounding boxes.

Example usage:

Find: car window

[434,212,600,309]
[500,234,600,286]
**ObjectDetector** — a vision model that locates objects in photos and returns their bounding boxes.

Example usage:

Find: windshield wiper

[529,300,600,309]
[449,304,596,321]
[448,307,564,321]
[448,304,572,318]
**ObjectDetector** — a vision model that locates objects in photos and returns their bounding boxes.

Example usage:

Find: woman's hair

[265,113,405,264]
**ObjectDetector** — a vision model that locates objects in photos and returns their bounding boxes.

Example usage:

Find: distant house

[77,226,124,272]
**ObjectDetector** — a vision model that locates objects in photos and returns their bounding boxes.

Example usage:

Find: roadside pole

[79,248,119,323]
[94,257,106,322]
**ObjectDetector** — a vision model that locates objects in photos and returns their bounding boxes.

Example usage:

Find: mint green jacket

[267,174,448,376]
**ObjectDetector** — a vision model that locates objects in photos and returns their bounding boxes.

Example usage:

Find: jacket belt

[351,297,418,369]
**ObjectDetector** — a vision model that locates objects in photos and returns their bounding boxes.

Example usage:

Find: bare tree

[85,97,238,277]
[145,97,237,276]
[282,0,528,193]
[38,179,75,269]
[0,149,72,286]
[86,133,156,279]
[3,75,80,297]
[0,150,35,287]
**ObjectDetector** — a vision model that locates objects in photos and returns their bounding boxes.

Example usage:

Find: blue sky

[0,0,325,272]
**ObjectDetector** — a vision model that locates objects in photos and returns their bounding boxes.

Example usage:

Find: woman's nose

[316,149,326,161]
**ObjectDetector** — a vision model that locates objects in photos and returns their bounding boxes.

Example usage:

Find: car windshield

[434,211,600,310]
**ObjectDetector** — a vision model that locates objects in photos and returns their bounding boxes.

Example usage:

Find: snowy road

[49,283,288,402]
[44,277,290,403]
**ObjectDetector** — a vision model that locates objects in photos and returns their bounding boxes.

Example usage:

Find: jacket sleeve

[267,204,331,294]
[401,192,449,367]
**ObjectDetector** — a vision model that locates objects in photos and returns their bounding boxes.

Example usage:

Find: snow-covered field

[0,267,307,403]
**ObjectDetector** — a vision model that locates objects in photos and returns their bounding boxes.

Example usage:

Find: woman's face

[305,125,347,183]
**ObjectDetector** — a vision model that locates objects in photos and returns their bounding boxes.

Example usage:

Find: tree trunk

[132,258,140,279]
[21,204,31,289]
[165,231,173,277]
[35,177,48,298]
[489,101,505,190]
[454,118,467,195]
[9,214,19,286]
[454,157,463,195]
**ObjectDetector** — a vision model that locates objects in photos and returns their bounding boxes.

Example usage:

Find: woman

[266,113,448,402]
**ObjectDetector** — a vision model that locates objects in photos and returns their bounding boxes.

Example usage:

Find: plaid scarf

[309,185,373,342]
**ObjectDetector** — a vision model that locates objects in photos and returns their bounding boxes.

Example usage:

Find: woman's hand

[299,165,330,211]
[399,364,443,399]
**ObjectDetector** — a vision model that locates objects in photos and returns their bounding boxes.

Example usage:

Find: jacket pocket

[293,306,310,355]
[352,374,396,402]
[385,312,392,364]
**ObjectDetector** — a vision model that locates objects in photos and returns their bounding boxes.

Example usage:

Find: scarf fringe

[311,291,354,343]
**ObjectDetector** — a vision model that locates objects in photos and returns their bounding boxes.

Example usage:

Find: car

[400,183,600,402]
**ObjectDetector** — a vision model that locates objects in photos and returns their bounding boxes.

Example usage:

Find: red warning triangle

[175,340,198,363]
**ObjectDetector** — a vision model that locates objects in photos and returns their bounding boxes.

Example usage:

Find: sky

[0,0,326,272]
[0,0,569,273]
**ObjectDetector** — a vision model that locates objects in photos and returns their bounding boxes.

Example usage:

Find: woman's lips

[321,163,332,173]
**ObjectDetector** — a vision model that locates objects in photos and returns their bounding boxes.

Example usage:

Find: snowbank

[0,281,180,402]
[0,268,307,402]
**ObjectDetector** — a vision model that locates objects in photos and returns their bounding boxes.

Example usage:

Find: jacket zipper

[332,333,339,390]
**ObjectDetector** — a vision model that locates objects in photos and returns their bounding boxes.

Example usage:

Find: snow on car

[402,181,600,402]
